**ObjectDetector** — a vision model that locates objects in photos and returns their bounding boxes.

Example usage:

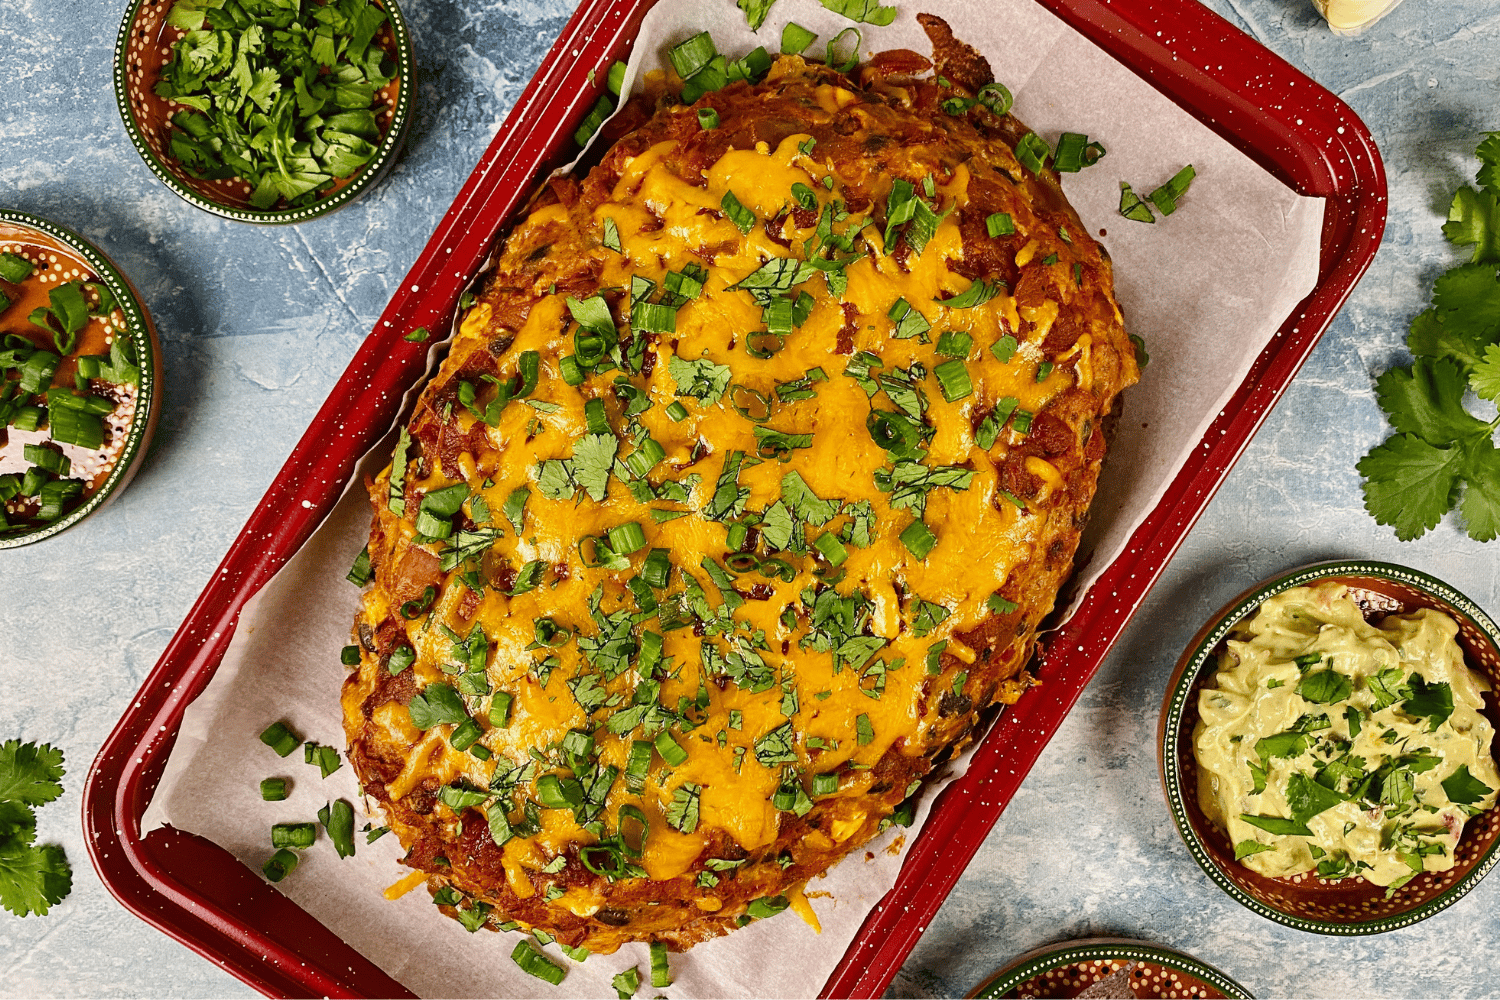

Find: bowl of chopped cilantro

[0,211,162,546]
[1159,560,1500,934]
[113,0,414,224]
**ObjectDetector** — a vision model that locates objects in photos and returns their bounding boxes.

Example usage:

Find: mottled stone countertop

[2,0,1498,996]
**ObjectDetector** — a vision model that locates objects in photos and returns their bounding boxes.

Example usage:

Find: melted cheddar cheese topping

[344,50,1135,949]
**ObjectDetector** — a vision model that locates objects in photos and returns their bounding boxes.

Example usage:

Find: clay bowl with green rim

[1159,560,1500,934]
[966,937,1251,999]
[113,0,414,225]
[0,211,163,547]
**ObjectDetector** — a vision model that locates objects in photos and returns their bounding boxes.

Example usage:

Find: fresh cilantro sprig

[1359,133,1500,540]
[0,740,72,917]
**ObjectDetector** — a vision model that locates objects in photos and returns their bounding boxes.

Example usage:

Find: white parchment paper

[141,0,1325,995]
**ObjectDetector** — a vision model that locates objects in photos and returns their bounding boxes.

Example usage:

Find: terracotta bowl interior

[0,214,162,547]
[1163,565,1500,932]
[116,0,411,220]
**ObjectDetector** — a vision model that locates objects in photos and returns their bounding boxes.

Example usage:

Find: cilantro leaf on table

[0,840,71,918]
[1473,343,1500,401]
[1361,134,1500,540]
[1432,264,1500,347]
[1442,187,1500,264]
[0,741,65,805]
[1460,442,1500,540]
[1375,357,1491,444]
[0,742,71,917]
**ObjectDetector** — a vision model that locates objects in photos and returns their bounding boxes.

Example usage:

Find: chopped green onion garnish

[900,520,937,559]
[781,22,816,54]
[1052,132,1091,172]
[263,848,299,883]
[668,31,718,80]
[346,546,373,586]
[721,190,755,234]
[271,822,316,850]
[1015,132,1051,174]
[489,692,513,728]
[11,407,44,433]
[665,400,689,422]
[260,778,288,801]
[607,60,627,95]
[650,941,672,988]
[655,731,689,766]
[573,93,615,146]
[934,359,972,402]
[986,212,1015,237]
[826,27,861,74]
[23,444,69,477]
[812,772,838,796]
[641,548,672,588]
[813,532,848,566]
[697,108,720,129]
[559,355,586,385]
[935,332,973,358]
[978,81,1013,116]
[259,722,302,758]
[35,479,80,522]
[626,739,652,793]
[1149,164,1197,216]
[449,717,483,752]
[18,350,59,395]
[607,521,648,555]
[46,403,104,450]
[0,252,34,284]
[512,940,566,985]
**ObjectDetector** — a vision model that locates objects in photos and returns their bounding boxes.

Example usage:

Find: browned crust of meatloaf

[343,15,1136,953]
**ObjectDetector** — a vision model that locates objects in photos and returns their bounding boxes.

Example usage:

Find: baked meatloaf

[342,17,1138,953]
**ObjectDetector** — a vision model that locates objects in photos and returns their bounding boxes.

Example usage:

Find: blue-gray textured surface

[1,0,1497,997]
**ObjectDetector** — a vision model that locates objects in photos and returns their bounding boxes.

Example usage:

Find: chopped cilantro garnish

[668,354,733,406]
[155,0,398,211]
[665,782,703,833]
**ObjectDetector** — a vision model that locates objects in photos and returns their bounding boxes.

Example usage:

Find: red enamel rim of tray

[83,1,1385,997]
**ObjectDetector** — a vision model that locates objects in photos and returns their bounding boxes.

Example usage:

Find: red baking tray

[84,0,1385,997]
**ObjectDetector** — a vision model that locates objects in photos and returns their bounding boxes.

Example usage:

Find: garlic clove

[1311,0,1407,33]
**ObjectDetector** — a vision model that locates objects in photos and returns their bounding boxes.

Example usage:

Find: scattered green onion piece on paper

[512,940,566,985]
[259,722,302,758]
[263,848,299,883]
[650,941,672,988]
[782,22,817,54]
